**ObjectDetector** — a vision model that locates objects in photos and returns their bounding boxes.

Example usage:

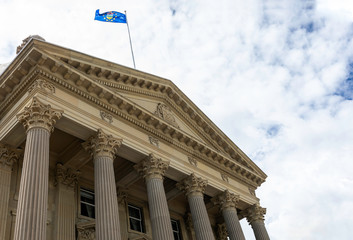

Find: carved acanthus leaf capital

[82,129,123,159]
[0,143,21,169]
[134,153,170,180]
[177,173,208,196]
[212,190,240,211]
[16,97,63,133]
[245,204,267,224]
[55,163,80,188]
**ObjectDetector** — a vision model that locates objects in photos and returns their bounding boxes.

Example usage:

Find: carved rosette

[16,97,63,133]
[28,79,55,94]
[245,204,267,224]
[212,190,240,211]
[55,163,80,188]
[82,129,123,159]
[0,143,21,170]
[134,153,170,180]
[177,173,208,196]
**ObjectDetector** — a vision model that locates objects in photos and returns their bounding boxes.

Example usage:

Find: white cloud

[1,0,353,239]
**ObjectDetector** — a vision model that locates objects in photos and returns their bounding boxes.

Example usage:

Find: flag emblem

[94,9,127,23]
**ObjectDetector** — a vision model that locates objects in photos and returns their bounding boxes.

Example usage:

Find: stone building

[0,36,270,240]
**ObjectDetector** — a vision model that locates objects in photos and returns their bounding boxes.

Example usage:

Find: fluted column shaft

[135,154,174,240]
[14,97,63,240]
[0,144,19,240]
[83,129,123,240]
[250,221,270,240]
[177,174,215,240]
[188,193,215,240]
[13,128,50,240]
[222,207,245,240]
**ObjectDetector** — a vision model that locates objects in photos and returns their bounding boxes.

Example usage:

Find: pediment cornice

[0,40,267,188]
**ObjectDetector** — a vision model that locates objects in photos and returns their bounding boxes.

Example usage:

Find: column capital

[212,190,240,211]
[0,143,21,170]
[55,163,80,188]
[82,129,123,159]
[134,153,170,180]
[177,173,208,196]
[245,204,267,224]
[16,97,63,133]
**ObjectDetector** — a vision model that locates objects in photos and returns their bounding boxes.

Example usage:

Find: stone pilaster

[177,173,215,240]
[0,144,20,240]
[246,204,270,240]
[53,163,80,240]
[14,97,63,240]
[212,190,245,240]
[135,154,174,240]
[83,129,123,240]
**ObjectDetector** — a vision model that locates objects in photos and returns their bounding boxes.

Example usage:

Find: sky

[1,0,353,239]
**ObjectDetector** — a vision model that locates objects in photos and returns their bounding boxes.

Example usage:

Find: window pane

[128,205,141,219]
[130,218,142,232]
[81,202,95,218]
[173,232,180,240]
[80,190,94,204]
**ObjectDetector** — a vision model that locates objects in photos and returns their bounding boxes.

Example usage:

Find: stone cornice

[134,153,170,180]
[0,44,266,188]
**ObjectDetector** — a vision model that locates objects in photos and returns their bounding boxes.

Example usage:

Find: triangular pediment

[0,38,267,188]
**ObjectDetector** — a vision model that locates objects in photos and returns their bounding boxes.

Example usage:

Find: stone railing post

[135,153,174,240]
[83,129,123,240]
[177,173,215,240]
[14,97,63,240]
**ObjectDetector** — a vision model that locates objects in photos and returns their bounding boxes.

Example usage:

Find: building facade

[0,36,270,240]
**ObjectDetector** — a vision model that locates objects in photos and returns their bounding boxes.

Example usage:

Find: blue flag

[94,9,127,23]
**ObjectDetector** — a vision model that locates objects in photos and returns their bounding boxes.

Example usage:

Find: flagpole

[124,10,136,69]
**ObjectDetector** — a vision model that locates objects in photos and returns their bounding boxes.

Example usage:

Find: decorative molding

[77,220,96,240]
[134,153,170,180]
[188,156,197,167]
[82,129,123,159]
[148,136,159,148]
[245,204,266,224]
[28,79,55,94]
[16,97,63,133]
[212,190,240,211]
[177,173,208,196]
[117,189,127,204]
[154,103,179,128]
[100,110,113,123]
[249,187,256,196]
[221,173,229,183]
[55,163,80,187]
[0,143,21,170]
[217,223,228,240]
[184,212,194,231]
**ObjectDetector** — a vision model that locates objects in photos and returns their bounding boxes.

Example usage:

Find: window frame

[127,203,146,233]
[171,218,182,240]
[79,187,95,219]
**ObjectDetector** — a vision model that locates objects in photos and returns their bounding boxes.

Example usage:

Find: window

[80,188,95,218]
[171,219,182,240]
[128,204,145,233]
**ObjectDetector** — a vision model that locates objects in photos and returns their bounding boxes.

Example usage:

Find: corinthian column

[83,129,123,240]
[14,97,63,240]
[53,163,80,240]
[246,204,270,240]
[212,190,245,240]
[177,173,215,240]
[0,144,20,240]
[135,154,174,240]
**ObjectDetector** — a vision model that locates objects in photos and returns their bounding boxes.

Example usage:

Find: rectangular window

[171,219,182,240]
[80,188,95,218]
[128,204,145,233]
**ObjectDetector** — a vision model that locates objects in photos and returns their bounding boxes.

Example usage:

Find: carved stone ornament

[212,190,240,211]
[245,204,267,224]
[16,97,63,133]
[0,143,21,170]
[82,129,123,159]
[154,103,179,128]
[217,223,228,240]
[249,187,256,196]
[221,173,229,183]
[176,173,208,196]
[148,136,159,148]
[117,188,127,204]
[55,163,80,188]
[100,110,113,123]
[184,212,194,231]
[188,156,197,167]
[28,79,55,94]
[134,153,170,180]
